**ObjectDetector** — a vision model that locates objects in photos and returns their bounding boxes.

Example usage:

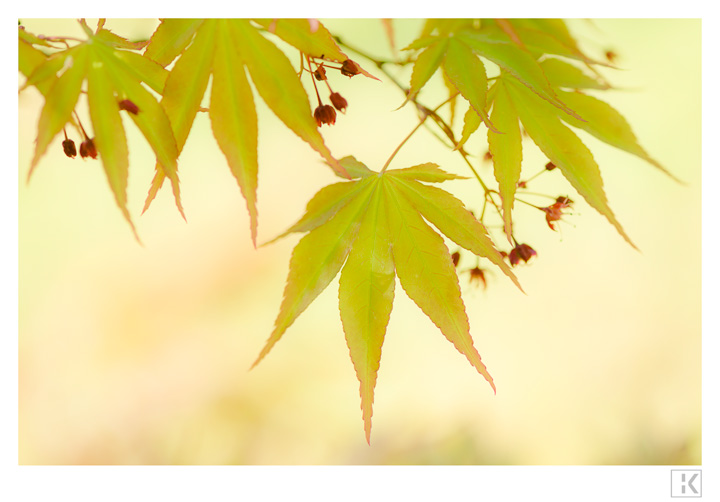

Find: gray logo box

[671,470,702,498]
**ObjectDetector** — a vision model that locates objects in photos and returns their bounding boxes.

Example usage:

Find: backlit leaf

[18,38,48,83]
[255,18,347,62]
[338,155,376,179]
[422,19,474,37]
[252,182,374,368]
[540,58,610,90]
[94,28,148,51]
[505,76,636,248]
[457,29,581,120]
[265,177,374,245]
[259,158,524,438]
[159,20,215,152]
[338,184,394,443]
[18,26,55,47]
[142,19,216,215]
[441,70,459,128]
[509,19,583,57]
[487,80,523,241]
[388,162,466,182]
[389,175,520,289]
[94,43,180,205]
[456,107,482,151]
[383,180,495,391]
[487,22,604,66]
[144,18,204,67]
[29,45,89,178]
[210,20,259,244]
[406,37,448,102]
[231,20,346,178]
[442,38,496,132]
[86,50,137,240]
[401,34,441,52]
[555,90,680,181]
[20,50,70,92]
[111,49,169,94]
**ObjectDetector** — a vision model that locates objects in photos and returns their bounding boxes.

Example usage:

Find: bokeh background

[18,18,701,464]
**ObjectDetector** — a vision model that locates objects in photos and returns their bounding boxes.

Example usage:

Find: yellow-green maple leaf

[22,24,180,241]
[142,19,349,245]
[255,158,522,441]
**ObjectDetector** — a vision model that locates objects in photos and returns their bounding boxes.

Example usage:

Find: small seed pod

[79,138,97,159]
[313,64,327,81]
[340,59,361,77]
[451,251,460,267]
[314,104,337,127]
[509,243,537,266]
[329,92,348,113]
[119,99,139,115]
[62,138,77,158]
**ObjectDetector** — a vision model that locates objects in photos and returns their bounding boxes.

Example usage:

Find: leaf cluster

[19,18,676,441]
[19,18,375,243]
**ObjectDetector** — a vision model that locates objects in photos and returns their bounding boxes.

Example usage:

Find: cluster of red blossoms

[310,58,359,127]
[61,98,139,160]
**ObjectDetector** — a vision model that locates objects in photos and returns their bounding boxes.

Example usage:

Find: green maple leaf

[484,72,679,245]
[490,19,608,67]
[19,31,53,96]
[402,24,581,126]
[21,20,179,241]
[540,58,610,90]
[487,80,523,241]
[141,19,352,245]
[254,157,521,442]
[488,74,629,246]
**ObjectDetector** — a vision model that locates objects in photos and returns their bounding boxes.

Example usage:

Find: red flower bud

[313,64,327,81]
[555,196,573,206]
[314,104,336,127]
[508,243,537,266]
[119,99,139,115]
[79,137,97,159]
[340,59,361,77]
[62,138,77,158]
[329,92,348,113]
[451,251,460,267]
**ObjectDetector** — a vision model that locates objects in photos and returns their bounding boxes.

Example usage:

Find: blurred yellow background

[18,19,701,464]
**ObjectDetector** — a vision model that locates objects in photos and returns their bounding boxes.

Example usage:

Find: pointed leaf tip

[383,180,495,390]
[210,21,259,247]
[506,77,637,249]
[255,183,375,367]
[339,182,394,447]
